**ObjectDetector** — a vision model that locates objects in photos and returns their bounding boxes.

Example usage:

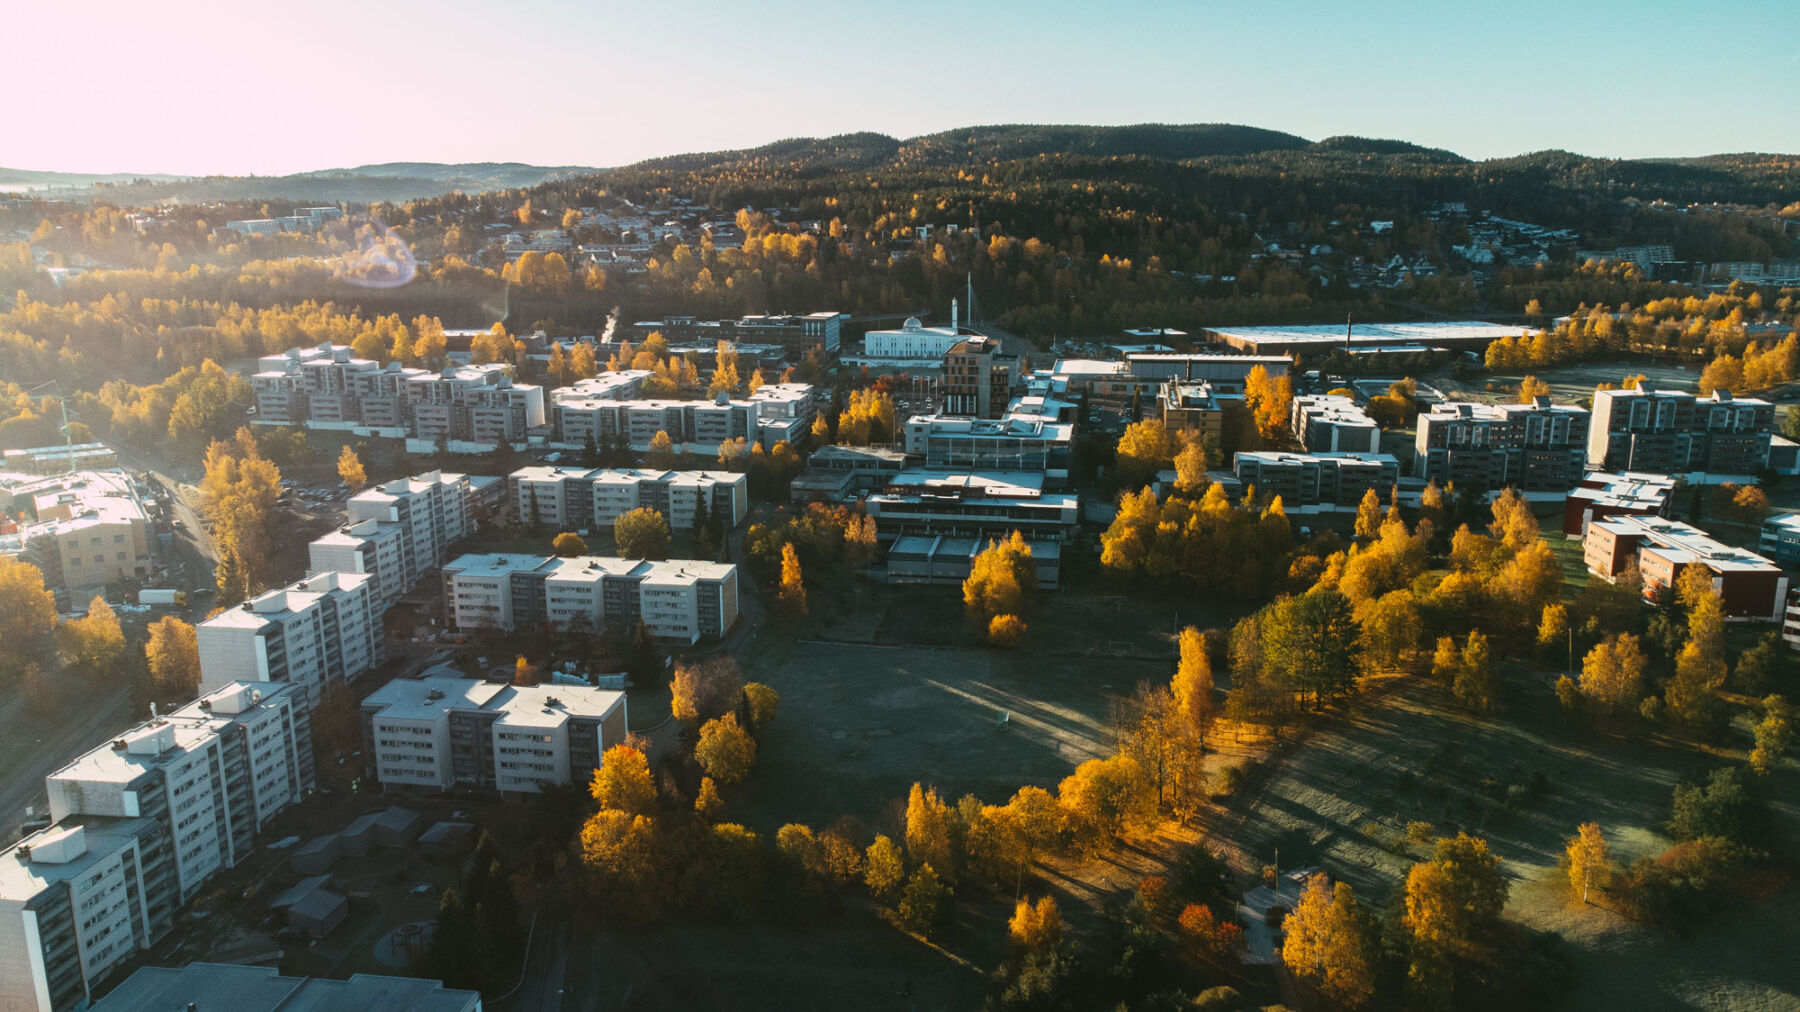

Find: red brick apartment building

[1584,515,1787,621]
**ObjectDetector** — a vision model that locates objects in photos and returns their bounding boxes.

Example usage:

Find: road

[0,676,135,844]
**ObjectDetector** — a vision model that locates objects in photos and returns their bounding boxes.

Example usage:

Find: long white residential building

[509,466,747,530]
[305,469,478,612]
[196,572,378,708]
[360,676,627,795]
[441,552,738,644]
[6,683,312,1012]
[44,683,312,903]
[550,385,816,451]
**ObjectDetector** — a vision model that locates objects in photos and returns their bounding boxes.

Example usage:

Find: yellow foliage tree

[590,744,656,816]
[336,444,366,491]
[962,531,1036,623]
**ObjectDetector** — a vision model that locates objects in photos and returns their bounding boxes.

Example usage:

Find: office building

[45,683,312,905]
[1414,399,1591,492]
[91,963,480,1012]
[442,553,738,643]
[1758,512,1800,568]
[361,676,626,795]
[860,314,966,365]
[196,572,378,707]
[943,337,1017,419]
[1157,379,1225,439]
[1232,452,1400,508]
[1290,395,1382,454]
[0,471,154,591]
[865,470,1079,543]
[887,535,1062,590]
[0,819,173,1012]
[629,312,842,355]
[1587,386,1774,477]
[789,445,910,501]
[1563,472,1676,537]
[509,466,747,530]
[903,412,1073,485]
[1584,516,1787,621]
[1121,353,1291,393]
[1,444,117,475]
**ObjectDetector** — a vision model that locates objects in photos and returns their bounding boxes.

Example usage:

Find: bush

[988,613,1027,649]
[1213,763,1247,798]
[1190,986,1245,1011]
[1406,820,1435,844]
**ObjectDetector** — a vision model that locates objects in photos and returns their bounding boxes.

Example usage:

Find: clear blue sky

[16,0,1799,175]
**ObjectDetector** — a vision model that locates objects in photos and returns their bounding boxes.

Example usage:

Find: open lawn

[1209,666,1800,1010]
[732,640,1155,834]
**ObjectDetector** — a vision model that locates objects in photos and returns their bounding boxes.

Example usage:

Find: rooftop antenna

[1345,312,1353,353]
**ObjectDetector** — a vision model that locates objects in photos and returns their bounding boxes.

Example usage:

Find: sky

[12,0,1800,176]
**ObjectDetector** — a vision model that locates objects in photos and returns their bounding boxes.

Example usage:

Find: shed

[373,806,422,847]
[418,821,476,857]
[289,887,349,938]
[290,833,341,875]
[339,812,381,857]
[269,874,336,911]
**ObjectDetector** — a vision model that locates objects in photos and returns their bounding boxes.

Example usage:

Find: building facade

[943,337,1016,419]
[864,470,1079,543]
[360,677,627,795]
[1587,386,1774,477]
[1414,399,1590,492]
[441,553,738,643]
[196,572,378,708]
[1584,516,1787,621]
[902,413,1073,485]
[1290,395,1382,454]
[1563,472,1676,537]
[509,467,747,530]
[1232,452,1400,507]
[0,471,155,592]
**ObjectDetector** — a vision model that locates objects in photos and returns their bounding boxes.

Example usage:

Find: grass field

[1211,666,1800,1011]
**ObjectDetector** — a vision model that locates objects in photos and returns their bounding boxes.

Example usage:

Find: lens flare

[334,216,417,288]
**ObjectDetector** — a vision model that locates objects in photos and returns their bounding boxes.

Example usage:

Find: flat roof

[0,818,157,902]
[1236,451,1398,466]
[1199,321,1526,345]
[90,963,479,1012]
[1592,516,1780,573]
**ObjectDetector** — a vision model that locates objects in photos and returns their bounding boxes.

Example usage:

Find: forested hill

[628,123,1339,173]
[1,162,598,204]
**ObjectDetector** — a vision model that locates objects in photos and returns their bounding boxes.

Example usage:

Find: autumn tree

[695,713,757,785]
[552,531,588,557]
[590,744,656,816]
[864,834,907,906]
[512,655,541,686]
[1058,755,1156,847]
[844,513,879,571]
[988,613,1026,648]
[1281,875,1378,1008]
[904,783,956,879]
[898,863,950,935]
[1578,633,1647,717]
[1171,626,1216,739]
[59,596,125,673]
[695,777,725,822]
[777,542,807,618]
[569,341,598,380]
[962,531,1036,623]
[614,507,669,559]
[1262,590,1361,706]
[1403,833,1508,958]
[671,657,744,728]
[1565,822,1611,905]
[647,430,676,468]
[1451,631,1495,712]
[1244,364,1294,441]
[336,444,366,491]
[1008,895,1063,956]
[1354,487,1382,540]
[0,557,57,667]
[1750,694,1793,774]
[200,432,282,604]
[144,615,200,698]
[1358,590,1421,672]
[742,682,780,734]
[1517,375,1552,402]
[1115,418,1175,487]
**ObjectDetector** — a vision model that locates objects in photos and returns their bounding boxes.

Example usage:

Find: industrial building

[1196,321,1527,357]
[90,963,480,1012]
[361,676,627,794]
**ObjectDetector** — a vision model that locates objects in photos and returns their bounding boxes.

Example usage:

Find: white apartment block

[403,365,545,445]
[360,677,627,794]
[1290,395,1382,454]
[746,383,817,448]
[307,518,407,612]
[442,552,738,644]
[345,470,472,590]
[0,819,172,1012]
[253,345,545,443]
[44,683,312,903]
[549,397,758,451]
[509,466,747,530]
[196,572,377,708]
